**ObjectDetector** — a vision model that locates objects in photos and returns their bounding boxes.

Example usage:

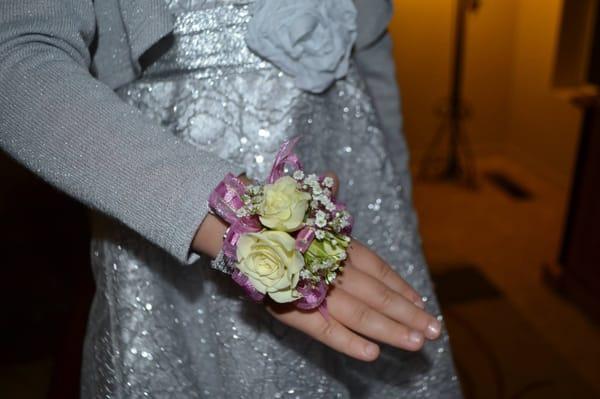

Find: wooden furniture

[547,0,600,321]
[551,94,600,321]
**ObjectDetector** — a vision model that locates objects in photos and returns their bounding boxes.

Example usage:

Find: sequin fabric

[81,0,462,397]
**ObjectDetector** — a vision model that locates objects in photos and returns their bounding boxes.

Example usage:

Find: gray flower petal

[245,0,357,93]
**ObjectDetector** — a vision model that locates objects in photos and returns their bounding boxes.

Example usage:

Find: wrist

[192,212,228,258]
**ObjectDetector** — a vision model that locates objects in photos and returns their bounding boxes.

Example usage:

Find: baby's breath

[304,174,318,185]
[292,170,305,180]
[315,211,327,228]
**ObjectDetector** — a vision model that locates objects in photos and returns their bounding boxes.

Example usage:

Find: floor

[412,156,600,398]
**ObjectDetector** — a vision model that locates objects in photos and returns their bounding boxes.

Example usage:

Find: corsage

[208,138,352,312]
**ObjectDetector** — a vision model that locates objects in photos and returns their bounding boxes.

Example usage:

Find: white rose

[259,176,311,232]
[236,231,304,303]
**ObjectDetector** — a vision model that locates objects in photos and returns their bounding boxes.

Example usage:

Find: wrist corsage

[208,138,352,312]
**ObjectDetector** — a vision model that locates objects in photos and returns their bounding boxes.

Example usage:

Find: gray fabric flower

[245,0,357,93]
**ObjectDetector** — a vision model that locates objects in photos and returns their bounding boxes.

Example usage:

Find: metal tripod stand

[419,0,480,187]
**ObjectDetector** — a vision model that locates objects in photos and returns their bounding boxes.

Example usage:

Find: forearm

[0,1,243,263]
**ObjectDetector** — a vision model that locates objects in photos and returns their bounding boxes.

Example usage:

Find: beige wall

[389,0,583,189]
[390,0,453,162]
[463,0,518,155]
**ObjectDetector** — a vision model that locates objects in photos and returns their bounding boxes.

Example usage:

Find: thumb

[322,171,340,198]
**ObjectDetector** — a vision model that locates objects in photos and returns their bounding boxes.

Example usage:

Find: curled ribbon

[295,226,315,253]
[295,280,328,311]
[267,136,303,184]
[208,173,262,260]
[232,269,265,302]
[208,173,247,224]
[222,221,261,260]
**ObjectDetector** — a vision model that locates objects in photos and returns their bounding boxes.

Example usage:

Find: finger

[327,287,425,351]
[347,240,424,308]
[321,171,339,197]
[267,305,380,362]
[335,265,441,340]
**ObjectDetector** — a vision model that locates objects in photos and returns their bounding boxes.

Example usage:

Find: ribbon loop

[295,280,328,310]
[267,136,303,183]
[295,226,315,253]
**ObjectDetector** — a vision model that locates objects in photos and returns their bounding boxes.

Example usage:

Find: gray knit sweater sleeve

[0,0,244,264]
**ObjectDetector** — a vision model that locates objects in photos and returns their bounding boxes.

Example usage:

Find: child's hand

[267,238,440,362]
[197,171,440,362]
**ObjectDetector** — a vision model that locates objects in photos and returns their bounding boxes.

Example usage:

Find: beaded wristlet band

[210,248,234,275]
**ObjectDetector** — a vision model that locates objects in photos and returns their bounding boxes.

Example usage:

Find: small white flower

[323,177,334,188]
[315,219,327,228]
[317,194,330,204]
[310,200,319,208]
[325,271,337,284]
[315,230,325,240]
[293,170,305,180]
[326,202,336,212]
[315,211,327,228]
[339,216,350,228]
[305,174,318,185]
[300,269,312,279]
[319,196,332,207]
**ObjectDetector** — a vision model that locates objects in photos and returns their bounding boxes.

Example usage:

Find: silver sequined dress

[82,0,462,397]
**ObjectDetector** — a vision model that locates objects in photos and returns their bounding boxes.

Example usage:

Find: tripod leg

[418,119,450,180]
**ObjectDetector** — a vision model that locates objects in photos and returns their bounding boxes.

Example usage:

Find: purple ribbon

[222,221,262,260]
[295,279,328,310]
[208,173,248,224]
[208,173,262,260]
[295,226,315,253]
[232,269,265,302]
[267,137,303,184]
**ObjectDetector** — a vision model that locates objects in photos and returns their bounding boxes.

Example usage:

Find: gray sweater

[0,0,405,264]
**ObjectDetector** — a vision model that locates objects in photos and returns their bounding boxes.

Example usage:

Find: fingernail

[408,331,423,345]
[413,297,425,309]
[364,343,378,357]
[425,319,441,339]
